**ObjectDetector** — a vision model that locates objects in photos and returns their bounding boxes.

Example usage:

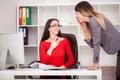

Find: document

[29,62,57,70]
[38,63,57,70]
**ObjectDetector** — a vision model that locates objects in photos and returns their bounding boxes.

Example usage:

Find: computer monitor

[0,32,25,66]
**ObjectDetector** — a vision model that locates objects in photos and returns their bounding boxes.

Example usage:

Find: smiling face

[49,20,61,35]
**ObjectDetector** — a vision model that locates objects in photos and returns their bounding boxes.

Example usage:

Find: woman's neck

[49,35,58,41]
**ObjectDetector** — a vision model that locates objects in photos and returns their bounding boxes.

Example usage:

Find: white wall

[0,0,18,34]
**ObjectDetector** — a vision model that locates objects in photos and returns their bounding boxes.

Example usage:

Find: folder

[26,7,31,25]
[19,27,24,32]
[24,27,28,45]
[19,27,28,45]
[19,7,22,25]
[22,7,26,25]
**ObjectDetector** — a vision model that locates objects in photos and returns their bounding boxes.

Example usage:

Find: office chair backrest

[61,33,78,69]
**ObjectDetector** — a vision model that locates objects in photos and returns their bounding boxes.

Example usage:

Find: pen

[55,38,58,41]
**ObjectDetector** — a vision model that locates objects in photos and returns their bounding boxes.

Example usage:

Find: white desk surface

[0,68,102,76]
[0,68,102,80]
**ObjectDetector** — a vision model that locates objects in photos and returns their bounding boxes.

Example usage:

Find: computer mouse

[7,66,15,70]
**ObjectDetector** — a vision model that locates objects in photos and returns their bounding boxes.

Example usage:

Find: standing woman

[75,1,120,79]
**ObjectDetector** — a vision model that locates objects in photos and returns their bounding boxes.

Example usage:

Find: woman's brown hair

[75,1,106,41]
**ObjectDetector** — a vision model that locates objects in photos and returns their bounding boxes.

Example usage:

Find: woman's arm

[76,17,94,48]
[63,38,74,68]
[76,17,87,39]
[84,39,94,48]
[40,42,51,64]
[40,40,60,64]
[88,17,101,70]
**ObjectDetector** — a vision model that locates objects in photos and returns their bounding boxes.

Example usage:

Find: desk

[0,68,102,80]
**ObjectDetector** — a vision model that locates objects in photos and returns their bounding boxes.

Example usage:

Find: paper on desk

[38,63,57,69]
[29,62,57,69]
[29,62,39,68]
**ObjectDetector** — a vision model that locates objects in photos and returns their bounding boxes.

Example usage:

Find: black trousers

[116,50,120,80]
[40,76,71,79]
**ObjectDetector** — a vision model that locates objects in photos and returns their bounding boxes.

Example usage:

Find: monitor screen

[0,32,25,65]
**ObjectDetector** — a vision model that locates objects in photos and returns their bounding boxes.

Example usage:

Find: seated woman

[39,18,74,79]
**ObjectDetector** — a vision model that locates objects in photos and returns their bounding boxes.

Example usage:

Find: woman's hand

[50,39,59,49]
[49,65,66,69]
[76,17,87,39]
[56,65,66,69]
[87,63,98,70]
[76,17,84,29]
[49,65,58,68]
[47,38,59,55]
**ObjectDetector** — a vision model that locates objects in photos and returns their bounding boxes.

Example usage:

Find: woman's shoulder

[58,37,64,40]
[89,16,97,22]
[40,37,68,44]
[58,37,68,41]
[89,16,107,23]
[89,16,101,28]
[40,40,50,45]
[58,37,69,44]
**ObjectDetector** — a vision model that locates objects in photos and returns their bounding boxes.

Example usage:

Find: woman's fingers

[87,66,97,70]
[51,38,60,49]
[87,63,98,70]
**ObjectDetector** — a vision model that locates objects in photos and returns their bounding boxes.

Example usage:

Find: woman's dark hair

[41,18,61,42]
[75,1,94,14]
